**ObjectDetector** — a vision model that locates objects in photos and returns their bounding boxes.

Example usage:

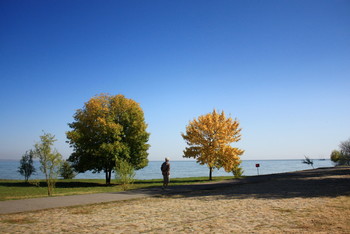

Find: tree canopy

[66,94,150,184]
[181,109,244,180]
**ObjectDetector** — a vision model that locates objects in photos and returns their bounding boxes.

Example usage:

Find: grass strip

[0,176,236,201]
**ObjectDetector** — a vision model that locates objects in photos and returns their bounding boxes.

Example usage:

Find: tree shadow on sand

[165,167,350,200]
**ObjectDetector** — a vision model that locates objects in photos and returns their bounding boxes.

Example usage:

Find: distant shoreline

[0,159,334,180]
[0,158,332,162]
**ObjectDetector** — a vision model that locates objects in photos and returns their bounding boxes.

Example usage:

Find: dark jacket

[161,162,170,175]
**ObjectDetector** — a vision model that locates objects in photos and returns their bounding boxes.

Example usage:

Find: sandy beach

[1,167,349,233]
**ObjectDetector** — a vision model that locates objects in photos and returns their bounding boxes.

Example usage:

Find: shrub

[115,159,136,190]
[331,150,342,164]
[232,164,244,178]
[60,161,76,179]
[330,138,350,166]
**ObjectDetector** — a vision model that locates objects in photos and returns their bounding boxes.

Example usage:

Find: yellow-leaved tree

[181,110,244,180]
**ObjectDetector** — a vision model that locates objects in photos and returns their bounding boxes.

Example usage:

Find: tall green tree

[18,150,36,182]
[182,110,244,180]
[34,132,63,196]
[66,94,150,184]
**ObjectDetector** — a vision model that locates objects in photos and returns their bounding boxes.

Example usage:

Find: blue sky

[1,0,349,161]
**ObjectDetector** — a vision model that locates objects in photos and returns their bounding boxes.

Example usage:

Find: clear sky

[1,0,349,161]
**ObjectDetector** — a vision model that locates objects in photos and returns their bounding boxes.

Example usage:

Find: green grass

[0,176,235,201]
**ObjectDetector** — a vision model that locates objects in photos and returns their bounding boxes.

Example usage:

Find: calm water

[0,159,334,180]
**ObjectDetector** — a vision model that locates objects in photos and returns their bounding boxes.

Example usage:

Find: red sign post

[256,163,260,175]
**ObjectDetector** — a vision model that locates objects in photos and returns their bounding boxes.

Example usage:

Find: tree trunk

[209,167,213,181]
[105,169,111,185]
[47,179,52,196]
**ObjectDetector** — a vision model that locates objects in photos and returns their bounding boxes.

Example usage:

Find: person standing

[161,157,170,190]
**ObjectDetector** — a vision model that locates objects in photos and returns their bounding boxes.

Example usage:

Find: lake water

[0,159,334,180]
